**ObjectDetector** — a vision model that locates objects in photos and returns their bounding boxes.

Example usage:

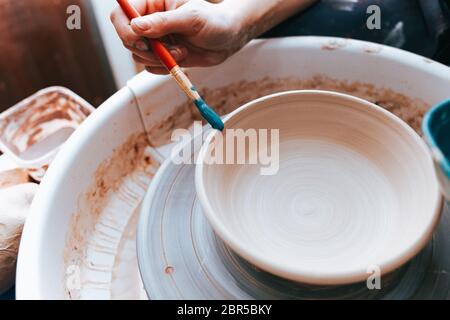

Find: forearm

[220,0,317,42]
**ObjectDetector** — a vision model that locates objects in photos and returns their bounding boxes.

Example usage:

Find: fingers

[131,4,206,38]
[132,44,228,69]
[145,66,170,75]
[164,0,190,11]
[111,0,190,56]
[176,46,230,68]
[147,0,190,13]
[146,0,166,12]
[144,52,226,74]
[112,0,228,74]
[111,8,140,47]
[132,53,154,66]
[131,45,188,66]
[110,0,148,47]
[110,0,166,47]
[127,46,161,65]
[140,48,230,74]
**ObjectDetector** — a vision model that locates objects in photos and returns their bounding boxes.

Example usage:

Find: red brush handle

[117,0,177,70]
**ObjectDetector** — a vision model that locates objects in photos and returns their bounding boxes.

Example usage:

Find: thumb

[131,7,205,38]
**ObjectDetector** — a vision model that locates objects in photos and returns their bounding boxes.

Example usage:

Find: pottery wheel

[137,144,450,300]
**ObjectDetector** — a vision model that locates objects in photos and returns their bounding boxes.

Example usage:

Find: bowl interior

[196,90,441,284]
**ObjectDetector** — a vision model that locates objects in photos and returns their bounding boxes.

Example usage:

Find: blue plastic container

[423,99,450,200]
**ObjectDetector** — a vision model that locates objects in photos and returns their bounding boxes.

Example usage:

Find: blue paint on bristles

[194,98,225,131]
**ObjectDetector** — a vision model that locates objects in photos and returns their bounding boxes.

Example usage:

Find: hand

[111,0,316,74]
[111,0,244,74]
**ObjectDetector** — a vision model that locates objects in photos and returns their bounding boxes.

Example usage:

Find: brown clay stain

[321,40,347,51]
[0,90,92,155]
[180,76,428,135]
[63,132,159,299]
[165,266,175,275]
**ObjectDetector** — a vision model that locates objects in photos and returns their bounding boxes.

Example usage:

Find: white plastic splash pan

[16,37,450,299]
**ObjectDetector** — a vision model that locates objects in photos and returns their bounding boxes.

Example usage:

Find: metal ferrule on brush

[170,66,201,101]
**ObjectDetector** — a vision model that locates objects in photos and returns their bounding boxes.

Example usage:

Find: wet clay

[0,168,30,189]
[0,91,92,157]
[64,132,158,299]
[158,76,428,140]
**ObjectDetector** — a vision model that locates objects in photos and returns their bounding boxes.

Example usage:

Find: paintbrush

[116,0,224,131]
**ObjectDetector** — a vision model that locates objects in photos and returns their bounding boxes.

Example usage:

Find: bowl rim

[195,89,443,285]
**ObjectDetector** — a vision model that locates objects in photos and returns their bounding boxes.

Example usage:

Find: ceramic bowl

[196,90,442,285]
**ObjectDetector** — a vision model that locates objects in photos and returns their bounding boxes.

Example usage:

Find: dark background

[263,0,450,65]
[0,0,116,112]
